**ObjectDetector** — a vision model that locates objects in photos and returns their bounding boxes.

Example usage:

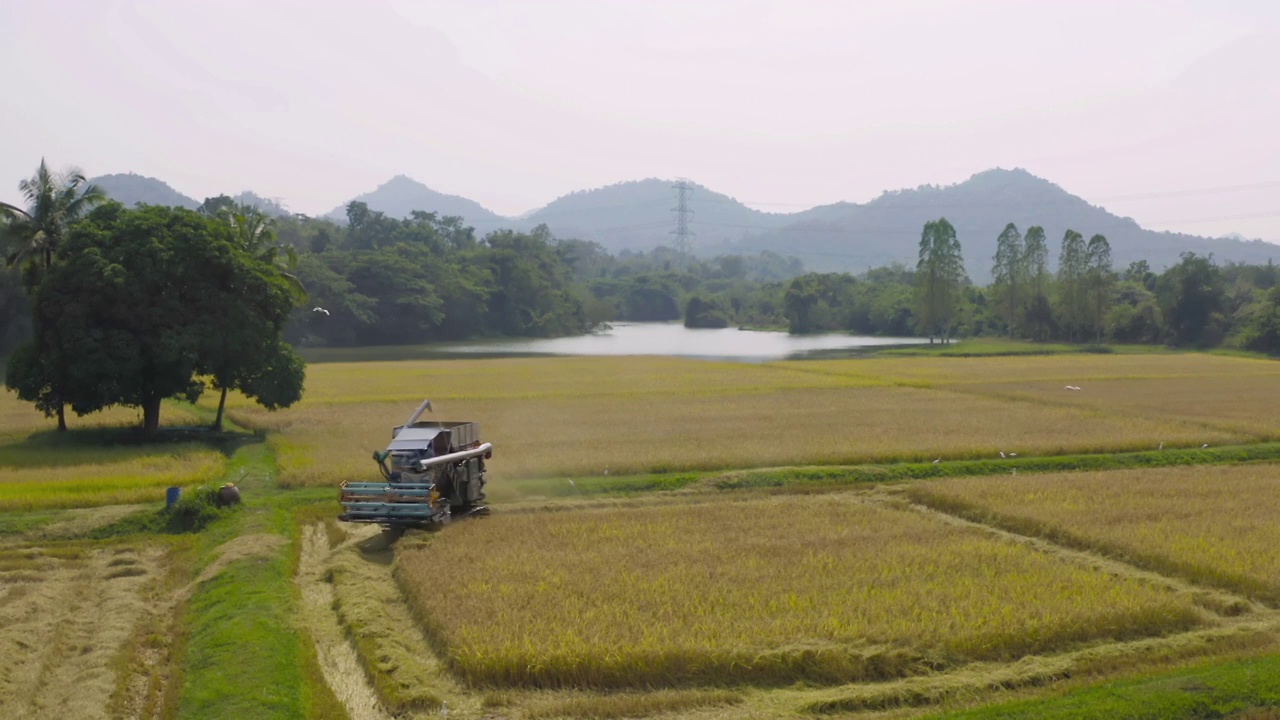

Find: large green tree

[7,204,305,434]
[915,218,965,343]
[1158,252,1225,348]
[991,223,1024,334]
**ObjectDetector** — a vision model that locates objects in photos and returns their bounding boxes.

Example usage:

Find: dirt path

[298,524,394,720]
[0,545,158,720]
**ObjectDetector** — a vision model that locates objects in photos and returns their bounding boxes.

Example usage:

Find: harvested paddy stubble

[397,496,1203,689]
[0,545,160,719]
[911,465,1280,604]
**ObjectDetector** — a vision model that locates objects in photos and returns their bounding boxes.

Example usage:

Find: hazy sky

[2,0,1278,239]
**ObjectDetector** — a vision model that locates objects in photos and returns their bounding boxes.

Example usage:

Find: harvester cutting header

[338,400,491,530]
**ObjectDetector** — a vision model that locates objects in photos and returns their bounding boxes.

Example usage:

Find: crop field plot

[955,374,1280,440]
[0,393,224,510]
[397,495,1205,689]
[787,352,1280,388]
[910,464,1280,604]
[225,356,1242,487]
[0,543,161,719]
[226,355,868,408]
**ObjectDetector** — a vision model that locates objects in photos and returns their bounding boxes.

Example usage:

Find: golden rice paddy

[397,495,1204,689]
[224,355,1248,487]
[0,393,223,509]
[910,464,1280,603]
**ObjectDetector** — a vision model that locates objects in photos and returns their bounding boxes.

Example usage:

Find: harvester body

[338,400,490,529]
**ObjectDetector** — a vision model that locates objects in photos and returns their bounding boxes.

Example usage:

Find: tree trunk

[213,386,228,432]
[56,402,66,433]
[142,398,162,435]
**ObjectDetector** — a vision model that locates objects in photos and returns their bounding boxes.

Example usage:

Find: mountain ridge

[88,168,1278,281]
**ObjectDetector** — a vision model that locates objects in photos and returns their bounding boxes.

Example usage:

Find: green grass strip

[926,653,1280,719]
[178,552,305,719]
[711,442,1280,490]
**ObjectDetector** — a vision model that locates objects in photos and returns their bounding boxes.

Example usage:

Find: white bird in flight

[312,306,330,315]
[932,458,940,464]
[1000,451,1006,458]
[1064,385,1082,391]
[1201,443,1209,449]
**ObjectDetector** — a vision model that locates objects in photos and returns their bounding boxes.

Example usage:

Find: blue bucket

[165,486,182,508]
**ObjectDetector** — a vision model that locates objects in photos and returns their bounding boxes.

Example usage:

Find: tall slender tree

[1022,226,1051,340]
[1057,230,1088,341]
[0,160,106,431]
[916,218,965,343]
[1085,234,1114,344]
[992,223,1024,334]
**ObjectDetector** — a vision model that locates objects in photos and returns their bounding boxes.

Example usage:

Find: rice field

[956,375,1280,439]
[788,353,1280,387]
[397,495,1205,689]
[223,355,1249,487]
[0,446,225,510]
[909,464,1280,603]
[0,393,224,509]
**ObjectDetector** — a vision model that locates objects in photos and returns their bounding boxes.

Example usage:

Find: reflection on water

[302,323,927,364]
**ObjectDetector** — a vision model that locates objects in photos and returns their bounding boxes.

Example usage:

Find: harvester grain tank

[338,400,491,530]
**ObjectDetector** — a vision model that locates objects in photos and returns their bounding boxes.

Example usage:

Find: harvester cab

[338,400,491,531]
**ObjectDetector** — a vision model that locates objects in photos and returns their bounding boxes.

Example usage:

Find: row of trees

[778,217,1280,355]
[1,162,304,433]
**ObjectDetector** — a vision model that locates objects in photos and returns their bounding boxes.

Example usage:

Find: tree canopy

[5,203,305,433]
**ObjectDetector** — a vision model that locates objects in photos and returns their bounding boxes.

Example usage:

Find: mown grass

[928,652,1280,720]
[398,495,1204,689]
[910,464,1280,604]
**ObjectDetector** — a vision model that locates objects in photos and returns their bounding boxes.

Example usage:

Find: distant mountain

[324,175,506,233]
[715,169,1279,282]
[92,173,198,210]
[522,179,793,251]
[90,169,1278,280]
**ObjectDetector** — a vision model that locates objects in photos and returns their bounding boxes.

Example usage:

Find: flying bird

[1201,443,1209,449]
[568,479,575,488]
[312,306,330,315]
[1000,451,1006,458]
[1009,452,1017,457]
[1159,442,1164,451]
[932,458,940,464]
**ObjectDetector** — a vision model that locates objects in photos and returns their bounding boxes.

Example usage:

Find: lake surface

[304,323,928,363]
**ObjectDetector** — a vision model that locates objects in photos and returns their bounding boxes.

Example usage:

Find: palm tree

[1,159,106,432]
[2,159,106,276]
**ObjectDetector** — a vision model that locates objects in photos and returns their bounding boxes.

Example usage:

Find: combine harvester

[338,400,491,534]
